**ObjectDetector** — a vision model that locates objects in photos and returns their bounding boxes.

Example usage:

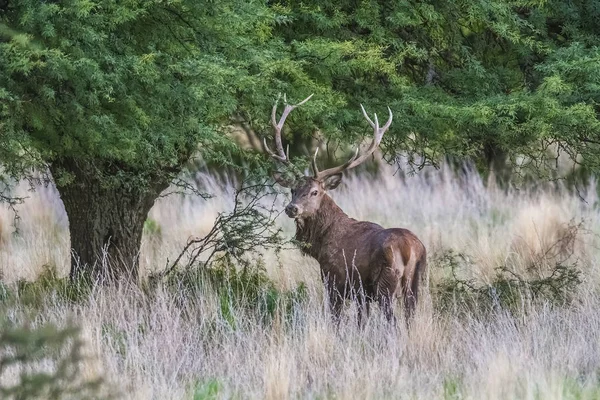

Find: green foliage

[0,319,110,399]
[143,218,162,238]
[154,258,308,327]
[4,0,600,185]
[559,377,600,400]
[0,0,287,185]
[433,250,582,314]
[3,0,600,279]
[8,266,93,309]
[192,379,222,400]
[443,377,463,400]
[271,0,600,177]
[1,0,327,277]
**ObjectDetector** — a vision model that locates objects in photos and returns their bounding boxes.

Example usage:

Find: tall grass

[1,165,599,399]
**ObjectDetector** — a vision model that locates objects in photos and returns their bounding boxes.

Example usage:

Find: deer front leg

[322,271,343,324]
[357,294,371,328]
[328,290,343,325]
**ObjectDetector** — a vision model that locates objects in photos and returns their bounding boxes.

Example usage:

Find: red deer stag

[265,95,427,325]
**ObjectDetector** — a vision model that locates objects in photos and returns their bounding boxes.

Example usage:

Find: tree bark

[50,160,170,283]
[483,141,511,187]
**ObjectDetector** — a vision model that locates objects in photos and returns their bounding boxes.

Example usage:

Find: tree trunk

[483,141,511,187]
[50,160,170,283]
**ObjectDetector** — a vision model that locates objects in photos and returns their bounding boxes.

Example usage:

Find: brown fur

[267,96,425,324]
[282,177,427,325]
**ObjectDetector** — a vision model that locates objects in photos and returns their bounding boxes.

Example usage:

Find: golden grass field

[1,165,599,399]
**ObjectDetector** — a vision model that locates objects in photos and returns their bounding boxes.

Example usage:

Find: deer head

[265,95,393,220]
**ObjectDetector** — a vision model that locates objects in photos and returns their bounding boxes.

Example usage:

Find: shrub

[148,257,308,327]
[12,266,93,309]
[433,250,582,315]
[0,319,110,399]
[191,379,222,400]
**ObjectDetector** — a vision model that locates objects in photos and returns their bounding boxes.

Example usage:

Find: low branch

[162,178,287,277]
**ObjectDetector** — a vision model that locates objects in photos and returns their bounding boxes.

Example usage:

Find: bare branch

[162,178,288,277]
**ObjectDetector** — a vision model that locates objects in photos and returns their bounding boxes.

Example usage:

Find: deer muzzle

[285,203,299,218]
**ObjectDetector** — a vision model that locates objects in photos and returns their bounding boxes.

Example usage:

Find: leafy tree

[0,0,310,281]
[269,0,600,182]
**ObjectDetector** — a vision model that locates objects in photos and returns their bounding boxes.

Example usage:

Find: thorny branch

[0,180,26,231]
[436,219,587,311]
[163,178,288,277]
[159,177,212,200]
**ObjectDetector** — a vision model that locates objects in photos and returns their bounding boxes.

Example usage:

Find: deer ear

[323,174,342,190]
[272,171,295,188]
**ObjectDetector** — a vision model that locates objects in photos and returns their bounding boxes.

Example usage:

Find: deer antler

[313,105,393,180]
[264,93,314,164]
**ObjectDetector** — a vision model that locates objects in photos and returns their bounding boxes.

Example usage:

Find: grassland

[1,165,599,399]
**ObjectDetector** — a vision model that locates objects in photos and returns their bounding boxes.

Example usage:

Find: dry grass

[1,165,600,399]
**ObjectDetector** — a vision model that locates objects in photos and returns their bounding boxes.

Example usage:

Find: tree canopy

[0,0,299,280]
[272,0,600,178]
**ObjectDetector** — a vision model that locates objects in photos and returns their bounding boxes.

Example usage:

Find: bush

[11,266,93,309]
[433,250,582,315]
[191,379,222,400]
[148,258,308,328]
[0,319,110,399]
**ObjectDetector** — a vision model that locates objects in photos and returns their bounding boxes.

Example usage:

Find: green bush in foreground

[0,319,110,399]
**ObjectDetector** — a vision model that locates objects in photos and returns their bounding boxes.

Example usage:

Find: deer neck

[295,194,348,258]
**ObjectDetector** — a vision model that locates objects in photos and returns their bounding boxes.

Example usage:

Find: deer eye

[311,190,318,196]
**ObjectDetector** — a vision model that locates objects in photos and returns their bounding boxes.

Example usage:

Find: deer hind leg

[377,293,395,324]
[375,270,399,325]
[402,276,417,323]
[321,271,344,325]
[403,256,425,325]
